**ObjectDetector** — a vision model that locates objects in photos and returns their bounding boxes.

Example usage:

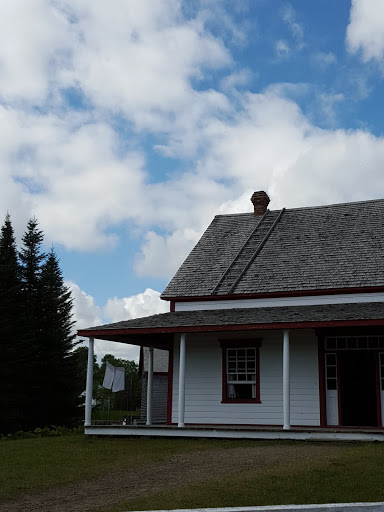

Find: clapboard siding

[172,329,320,426]
[174,292,384,311]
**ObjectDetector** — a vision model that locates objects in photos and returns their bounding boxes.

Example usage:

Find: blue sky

[1,0,384,359]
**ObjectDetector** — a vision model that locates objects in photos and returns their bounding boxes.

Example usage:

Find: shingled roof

[161,198,384,299]
[78,302,384,339]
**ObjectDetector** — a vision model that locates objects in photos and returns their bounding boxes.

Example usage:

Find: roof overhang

[77,302,384,346]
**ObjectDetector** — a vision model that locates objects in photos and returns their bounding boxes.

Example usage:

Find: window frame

[220,339,262,404]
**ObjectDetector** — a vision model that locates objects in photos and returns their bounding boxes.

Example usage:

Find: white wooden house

[78,191,384,441]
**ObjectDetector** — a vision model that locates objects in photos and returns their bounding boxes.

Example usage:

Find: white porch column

[84,337,94,427]
[146,346,154,426]
[283,329,291,430]
[178,333,186,427]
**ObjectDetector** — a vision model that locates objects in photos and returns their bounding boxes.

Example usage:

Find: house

[78,191,384,441]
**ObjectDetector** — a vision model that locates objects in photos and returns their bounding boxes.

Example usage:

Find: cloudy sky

[1,0,384,360]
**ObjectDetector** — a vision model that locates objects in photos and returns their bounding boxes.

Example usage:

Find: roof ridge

[215,197,384,218]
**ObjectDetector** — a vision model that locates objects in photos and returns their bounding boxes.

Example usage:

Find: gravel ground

[0,443,341,512]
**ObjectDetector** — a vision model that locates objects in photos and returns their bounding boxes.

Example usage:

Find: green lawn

[113,443,384,511]
[0,435,245,501]
[1,435,384,511]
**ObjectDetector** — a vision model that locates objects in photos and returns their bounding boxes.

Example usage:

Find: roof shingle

[161,199,384,298]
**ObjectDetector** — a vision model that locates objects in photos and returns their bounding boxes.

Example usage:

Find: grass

[102,443,384,512]
[1,436,384,510]
[0,435,250,501]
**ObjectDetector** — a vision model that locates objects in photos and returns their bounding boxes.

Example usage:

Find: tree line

[0,214,140,434]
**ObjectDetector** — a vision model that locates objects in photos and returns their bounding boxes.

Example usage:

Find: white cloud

[346,0,384,62]
[312,52,337,68]
[104,288,168,323]
[1,0,384,287]
[67,280,102,329]
[69,283,169,362]
[275,40,290,58]
[135,229,201,278]
[282,4,304,50]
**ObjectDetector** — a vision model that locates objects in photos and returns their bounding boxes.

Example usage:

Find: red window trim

[220,339,262,404]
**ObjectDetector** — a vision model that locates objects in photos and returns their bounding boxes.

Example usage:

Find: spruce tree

[19,218,47,428]
[39,249,79,425]
[0,214,30,433]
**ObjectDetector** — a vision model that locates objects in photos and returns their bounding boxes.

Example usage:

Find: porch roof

[77,302,384,346]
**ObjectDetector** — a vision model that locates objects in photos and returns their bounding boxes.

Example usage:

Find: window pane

[238,361,246,370]
[327,378,337,390]
[347,337,357,349]
[237,349,246,358]
[327,367,336,378]
[326,353,336,366]
[227,349,236,358]
[327,338,336,349]
[338,338,346,349]
[358,338,367,349]
[247,361,255,371]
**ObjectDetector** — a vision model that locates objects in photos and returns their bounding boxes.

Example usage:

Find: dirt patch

[0,443,341,512]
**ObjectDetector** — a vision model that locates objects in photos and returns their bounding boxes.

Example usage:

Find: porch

[84,423,384,442]
[77,302,384,438]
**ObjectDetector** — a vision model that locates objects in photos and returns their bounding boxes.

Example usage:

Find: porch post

[85,337,94,427]
[283,329,290,430]
[178,333,186,427]
[146,346,154,426]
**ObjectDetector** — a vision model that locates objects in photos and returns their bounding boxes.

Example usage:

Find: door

[339,351,377,427]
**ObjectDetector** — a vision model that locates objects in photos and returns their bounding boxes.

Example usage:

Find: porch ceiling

[77,302,384,345]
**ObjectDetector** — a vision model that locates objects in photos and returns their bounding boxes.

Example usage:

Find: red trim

[375,352,382,427]
[318,335,326,428]
[78,319,384,338]
[221,341,262,404]
[138,346,144,378]
[167,343,174,425]
[164,286,384,303]
[256,345,260,403]
[222,400,262,404]
[170,301,175,312]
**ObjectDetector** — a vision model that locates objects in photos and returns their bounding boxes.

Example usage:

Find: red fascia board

[163,286,384,303]
[77,318,384,338]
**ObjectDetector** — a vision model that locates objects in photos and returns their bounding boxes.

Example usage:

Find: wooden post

[178,334,186,427]
[146,346,154,426]
[283,330,290,430]
[85,337,94,427]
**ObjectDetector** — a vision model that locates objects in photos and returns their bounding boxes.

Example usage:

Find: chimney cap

[251,190,270,216]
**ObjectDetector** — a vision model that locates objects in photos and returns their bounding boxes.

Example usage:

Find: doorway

[339,351,377,427]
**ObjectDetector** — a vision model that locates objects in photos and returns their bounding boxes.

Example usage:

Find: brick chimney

[251,191,270,215]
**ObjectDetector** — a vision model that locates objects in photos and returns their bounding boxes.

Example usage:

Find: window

[221,341,261,403]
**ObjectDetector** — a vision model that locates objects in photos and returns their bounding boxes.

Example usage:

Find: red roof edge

[161,286,384,302]
[77,318,384,339]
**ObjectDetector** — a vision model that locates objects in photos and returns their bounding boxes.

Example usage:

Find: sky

[1,0,384,361]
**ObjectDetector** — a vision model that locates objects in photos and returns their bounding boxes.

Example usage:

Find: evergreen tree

[19,218,47,428]
[0,214,30,433]
[39,249,79,426]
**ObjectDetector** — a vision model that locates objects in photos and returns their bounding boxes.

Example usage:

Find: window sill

[221,399,261,404]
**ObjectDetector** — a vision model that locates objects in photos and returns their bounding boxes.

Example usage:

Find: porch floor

[85,423,384,442]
